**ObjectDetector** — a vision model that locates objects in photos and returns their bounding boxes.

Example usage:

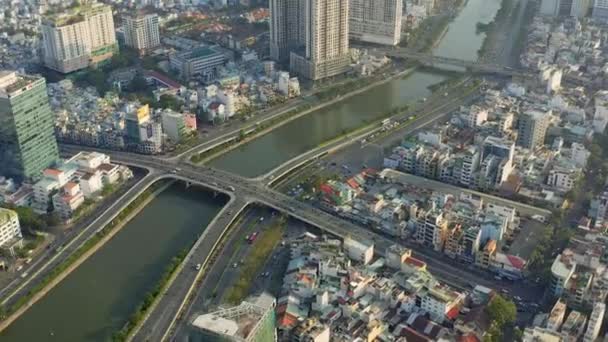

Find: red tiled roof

[404,256,426,268]
[506,254,526,270]
[64,182,78,191]
[346,179,360,189]
[144,70,182,89]
[277,313,298,328]
[446,306,460,320]
[458,334,481,342]
[44,168,62,176]
[399,326,431,342]
[319,184,337,195]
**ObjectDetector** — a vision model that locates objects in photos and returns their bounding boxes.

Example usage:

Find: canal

[1,183,226,342]
[1,0,508,340]
[210,0,502,178]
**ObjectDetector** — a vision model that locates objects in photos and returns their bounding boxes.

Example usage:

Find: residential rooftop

[0,208,17,226]
[0,71,42,98]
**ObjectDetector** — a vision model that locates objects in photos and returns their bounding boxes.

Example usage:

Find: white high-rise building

[0,208,23,250]
[123,13,160,53]
[41,2,117,73]
[594,0,608,20]
[583,303,605,342]
[349,0,402,46]
[290,0,350,80]
[540,0,560,16]
[571,0,591,18]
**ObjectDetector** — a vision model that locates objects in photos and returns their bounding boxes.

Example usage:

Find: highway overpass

[53,147,550,341]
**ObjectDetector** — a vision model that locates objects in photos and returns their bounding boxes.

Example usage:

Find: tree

[75,69,109,96]
[487,295,516,325]
[157,94,180,111]
[108,49,138,70]
[142,56,159,70]
[484,295,517,342]
[129,74,149,93]
[45,212,61,227]
[5,206,47,232]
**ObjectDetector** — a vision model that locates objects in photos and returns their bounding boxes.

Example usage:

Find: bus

[248,232,259,244]
[381,119,391,127]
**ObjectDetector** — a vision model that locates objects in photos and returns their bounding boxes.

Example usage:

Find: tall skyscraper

[517,110,551,150]
[571,0,591,18]
[289,0,351,80]
[349,0,402,46]
[593,0,608,20]
[542,0,592,17]
[41,2,117,73]
[269,0,305,62]
[123,13,160,53]
[0,71,59,181]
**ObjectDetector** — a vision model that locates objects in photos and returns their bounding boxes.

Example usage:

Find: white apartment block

[420,284,464,323]
[594,0,608,20]
[290,0,351,80]
[0,208,22,249]
[540,0,560,16]
[349,0,402,46]
[547,168,577,192]
[42,2,117,73]
[583,303,605,342]
[123,13,160,52]
[344,237,374,265]
[571,0,592,18]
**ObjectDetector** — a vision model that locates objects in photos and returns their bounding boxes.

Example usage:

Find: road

[53,150,541,334]
[53,76,552,335]
[378,48,528,78]
[258,78,481,184]
[0,169,156,310]
[381,169,552,218]
[169,208,286,341]
[166,63,411,162]
[132,197,248,342]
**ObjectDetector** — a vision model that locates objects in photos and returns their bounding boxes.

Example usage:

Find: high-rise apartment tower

[349,0,402,46]
[289,0,350,80]
[0,71,59,181]
[41,2,117,73]
[123,13,160,53]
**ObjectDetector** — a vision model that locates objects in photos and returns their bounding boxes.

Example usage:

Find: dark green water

[1,184,226,342]
[1,0,506,340]
[210,0,502,177]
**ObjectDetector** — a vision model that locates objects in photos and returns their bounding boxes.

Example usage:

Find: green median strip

[224,218,286,305]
